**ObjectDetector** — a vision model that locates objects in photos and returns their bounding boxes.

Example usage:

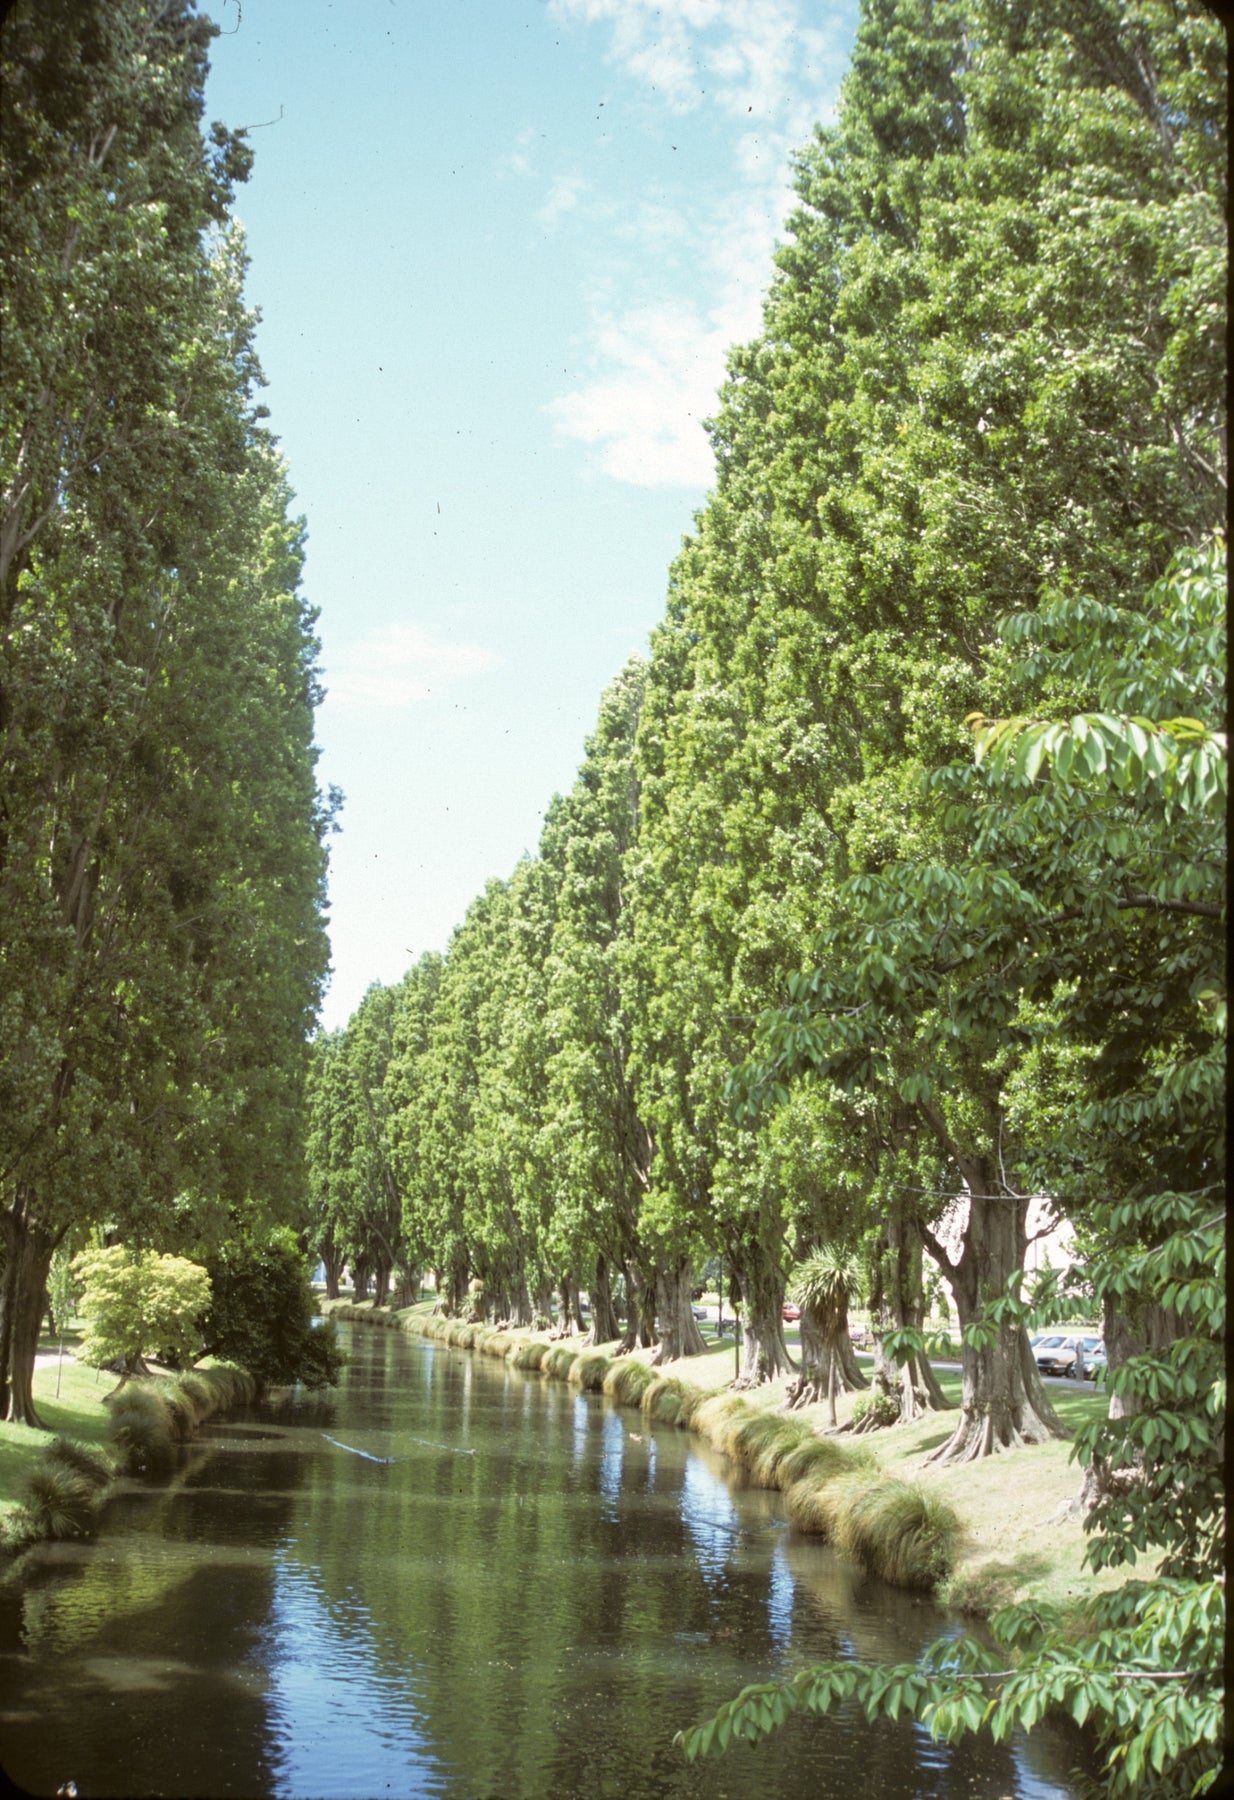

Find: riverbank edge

[327,1299,963,1599]
[0,1361,258,1559]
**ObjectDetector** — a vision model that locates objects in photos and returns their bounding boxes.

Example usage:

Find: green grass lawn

[0,1330,116,1525]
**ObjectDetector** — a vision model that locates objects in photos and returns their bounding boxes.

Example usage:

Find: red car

[782,1302,802,1322]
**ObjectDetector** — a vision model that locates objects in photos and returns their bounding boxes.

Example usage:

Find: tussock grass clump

[807,1473,959,1589]
[7,1464,101,1546]
[107,1384,177,1475]
[171,1372,213,1422]
[160,1386,198,1443]
[729,1412,815,1487]
[640,1375,697,1426]
[512,1340,549,1371]
[783,1474,841,1537]
[44,1436,116,1489]
[777,1433,862,1490]
[541,1345,580,1381]
[568,1352,610,1392]
[690,1392,749,1455]
[938,1554,1046,1617]
[602,1359,656,1406]
[199,1364,257,1410]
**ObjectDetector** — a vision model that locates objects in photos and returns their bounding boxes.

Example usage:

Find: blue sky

[204,0,859,1029]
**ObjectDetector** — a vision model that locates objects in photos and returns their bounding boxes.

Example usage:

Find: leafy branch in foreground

[677,1579,1224,1796]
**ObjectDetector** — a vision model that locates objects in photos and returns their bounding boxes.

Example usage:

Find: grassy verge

[0,1331,257,1553]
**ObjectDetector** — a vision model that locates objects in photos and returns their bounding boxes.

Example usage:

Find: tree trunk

[922,1174,1067,1465]
[785,1296,868,1410]
[616,1259,657,1354]
[0,1190,58,1427]
[585,1254,622,1345]
[734,1258,796,1388]
[1065,1296,1179,1518]
[351,1256,371,1304]
[649,1260,707,1364]
[555,1276,585,1337]
[445,1250,469,1317]
[865,1213,951,1427]
[531,1278,554,1332]
[321,1233,344,1302]
[615,1267,651,1353]
[372,1257,391,1308]
[393,1265,418,1307]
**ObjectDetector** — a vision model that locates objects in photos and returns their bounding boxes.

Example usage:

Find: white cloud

[546,284,762,487]
[497,126,538,180]
[537,173,588,230]
[544,0,852,488]
[545,188,777,488]
[326,623,498,708]
[550,0,841,121]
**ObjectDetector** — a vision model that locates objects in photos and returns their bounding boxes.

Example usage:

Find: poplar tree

[627,0,1224,1422]
[0,0,331,1423]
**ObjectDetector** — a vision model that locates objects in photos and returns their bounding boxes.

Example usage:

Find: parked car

[692,1306,708,1321]
[782,1302,802,1322]
[1036,1333,1104,1378]
[1082,1341,1108,1380]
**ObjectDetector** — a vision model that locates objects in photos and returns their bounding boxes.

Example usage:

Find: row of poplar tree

[308,0,1224,1532]
[0,2,333,1422]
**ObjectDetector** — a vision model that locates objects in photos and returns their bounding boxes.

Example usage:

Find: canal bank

[0,1316,1096,1798]
[327,1297,1129,1619]
[0,1347,259,1553]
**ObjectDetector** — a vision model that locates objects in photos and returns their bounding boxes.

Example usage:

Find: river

[0,1322,1095,1798]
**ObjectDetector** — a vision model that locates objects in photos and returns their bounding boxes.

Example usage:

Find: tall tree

[627,0,1223,1400]
[540,662,659,1348]
[0,0,331,1423]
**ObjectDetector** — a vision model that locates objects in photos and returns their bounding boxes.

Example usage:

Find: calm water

[0,1324,1094,1799]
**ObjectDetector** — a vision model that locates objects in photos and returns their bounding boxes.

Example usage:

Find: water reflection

[680,1452,740,1587]
[264,1557,446,1799]
[0,1324,1095,1799]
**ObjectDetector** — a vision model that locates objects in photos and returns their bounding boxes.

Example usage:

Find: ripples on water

[0,1325,1096,1798]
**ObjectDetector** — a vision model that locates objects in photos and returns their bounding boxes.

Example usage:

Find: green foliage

[72,1247,211,1375]
[1070,1193,1224,1582]
[851,1388,900,1429]
[46,1244,80,1338]
[679,1579,1223,1798]
[202,1231,344,1392]
[0,0,332,1421]
[788,1249,861,1314]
